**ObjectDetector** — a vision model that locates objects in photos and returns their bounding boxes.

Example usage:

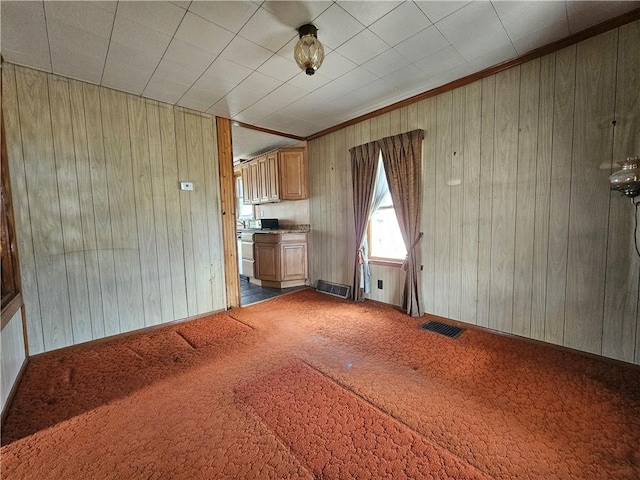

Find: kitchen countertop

[237,228,309,234]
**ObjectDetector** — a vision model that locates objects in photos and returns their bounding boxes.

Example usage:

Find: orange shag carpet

[2,289,639,479]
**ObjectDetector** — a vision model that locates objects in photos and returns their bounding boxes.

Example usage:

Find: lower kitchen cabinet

[254,233,308,288]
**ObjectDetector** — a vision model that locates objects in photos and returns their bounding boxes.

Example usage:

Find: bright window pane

[370,206,406,260]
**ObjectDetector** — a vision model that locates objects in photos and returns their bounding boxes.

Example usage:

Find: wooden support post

[215,117,240,308]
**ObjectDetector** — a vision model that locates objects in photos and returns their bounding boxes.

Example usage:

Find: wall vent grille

[316,280,350,299]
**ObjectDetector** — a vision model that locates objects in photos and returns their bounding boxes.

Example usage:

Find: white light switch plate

[180,181,193,191]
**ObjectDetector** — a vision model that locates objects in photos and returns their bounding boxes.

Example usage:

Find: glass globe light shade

[610,156,640,198]
[294,26,324,76]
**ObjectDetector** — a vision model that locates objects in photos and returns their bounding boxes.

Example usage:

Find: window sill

[369,258,403,268]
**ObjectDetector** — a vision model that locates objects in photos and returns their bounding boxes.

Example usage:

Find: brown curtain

[349,142,380,301]
[378,130,424,317]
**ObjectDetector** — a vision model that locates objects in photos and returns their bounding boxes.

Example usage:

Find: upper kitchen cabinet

[240,148,307,205]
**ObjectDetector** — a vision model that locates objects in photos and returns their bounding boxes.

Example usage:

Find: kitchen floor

[239,276,307,306]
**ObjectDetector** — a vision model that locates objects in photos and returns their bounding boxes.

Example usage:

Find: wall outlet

[377,280,383,289]
[180,181,194,191]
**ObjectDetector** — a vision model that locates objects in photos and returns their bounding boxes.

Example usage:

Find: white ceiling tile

[336,29,390,64]
[287,70,332,92]
[44,1,115,39]
[0,1,51,71]
[52,60,103,85]
[199,57,253,85]
[566,1,640,34]
[234,104,274,123]
[163,39,215,72]
[258,83,310,109]
[117,1,185,36]
[499,1,568,42]
[207,103,232,118]
[316,51,358,80]
[180,86,225,108]
[178,97,216,112]
[313,3,366,50]
[333,66,379,91]
[144,75,192,104]
[258,54,301,82]
[47,20,110,65]
[263,1,333,28]
[104,41,161,74]
[414,45,466,77]
[362,48,411,77]
[94,1,118,14]
[452,27,513,62]
[238,71,282,95]
[102,63,153,95]
[308,79,354,103]
[189,1,259,33]
[111,16,174,58]
[191,76,238,99]
[512,21,571,56]
[394,25,451,63]
[174,12,235,54]
[381,64,431,92]
[369,2,430,47]
[436,1,501,44]
[415,1,471,23]
[153,59,204,85]
[239,7,298,52]
[336,1,402,27]
[465,43,518,71]
[171,2,191,10]
[219,36,273,69]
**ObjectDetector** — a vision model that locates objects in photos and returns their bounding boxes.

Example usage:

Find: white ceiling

[2,1,639,154]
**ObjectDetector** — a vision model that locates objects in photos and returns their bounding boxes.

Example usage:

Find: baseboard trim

[30,307,227,360]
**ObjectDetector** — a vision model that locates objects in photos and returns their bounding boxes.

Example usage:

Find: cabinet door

[257,156,269,202]
[255,243,279,281]
[240,165,251,205]
[279,150,308,200]
[266,152,279,202]
[280,242,308,281]
[249,162,260,204]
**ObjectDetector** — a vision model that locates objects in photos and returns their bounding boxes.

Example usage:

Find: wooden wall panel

[308,21,640,365]
[2,64,44,353]
[603,22,640,363]
[512,59,540,338]
[3,66,226,354]
[565,31,617,355]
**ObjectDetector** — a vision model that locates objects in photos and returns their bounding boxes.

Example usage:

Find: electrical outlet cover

[180,181,194,191]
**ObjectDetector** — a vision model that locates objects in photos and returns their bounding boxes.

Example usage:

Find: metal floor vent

[316,280,351,299]
[419,320,465,339]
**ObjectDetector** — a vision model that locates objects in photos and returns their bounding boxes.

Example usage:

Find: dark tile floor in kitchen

[239,276,307,306]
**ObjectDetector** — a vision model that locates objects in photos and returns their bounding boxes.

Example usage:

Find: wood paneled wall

[308,21,640,364]
[2,64,226,354]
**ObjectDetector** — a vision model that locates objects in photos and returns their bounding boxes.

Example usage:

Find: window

[235,174,254,221]
[368,156,406,262]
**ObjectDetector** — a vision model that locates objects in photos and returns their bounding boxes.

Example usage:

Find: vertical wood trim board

[2,65,226,354]
[307,21,640,365]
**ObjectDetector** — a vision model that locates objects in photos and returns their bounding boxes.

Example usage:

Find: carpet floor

[1,289,639,479]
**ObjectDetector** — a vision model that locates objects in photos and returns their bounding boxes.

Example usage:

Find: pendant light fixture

[294,24,324,76]
[609,156,640,197]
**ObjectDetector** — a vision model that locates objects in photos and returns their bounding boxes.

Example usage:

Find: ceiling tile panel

[257,54,301,82]
[188,1,259,33]
[238,7,298,52]
[219,36,273,69]
[163,39,215,73]
[313,3,366,50]
[103,41,161,75]
[498,1,568,42]
[287,70,333,92]
[152,59,204,86]
[394,25,451,63]
[111,16,174,59]
[47,19,110,67]
[198,58,253,85]
[102,63,152,95]
[465,43,518,71]
[333,66,380,91]
[117,1,185,35]
[566,1,640,34]
[336,29,390,64]
[143,75,192,104]
[44,1,115,39]
[436,1,502,44]
[177,97,215,113]
[336,1,402,27]
[1,1,52,71]
[511,21,571,56]
[414,45,466,77]
[174,11,235,54]
[415,1,471,23]
[311,51,357,80]
[263,1,333,28]
[369,1,430,46]
[362,48,411,77]
[452,27,513,62]
[178,86,224,109]
[191,76,238,99]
